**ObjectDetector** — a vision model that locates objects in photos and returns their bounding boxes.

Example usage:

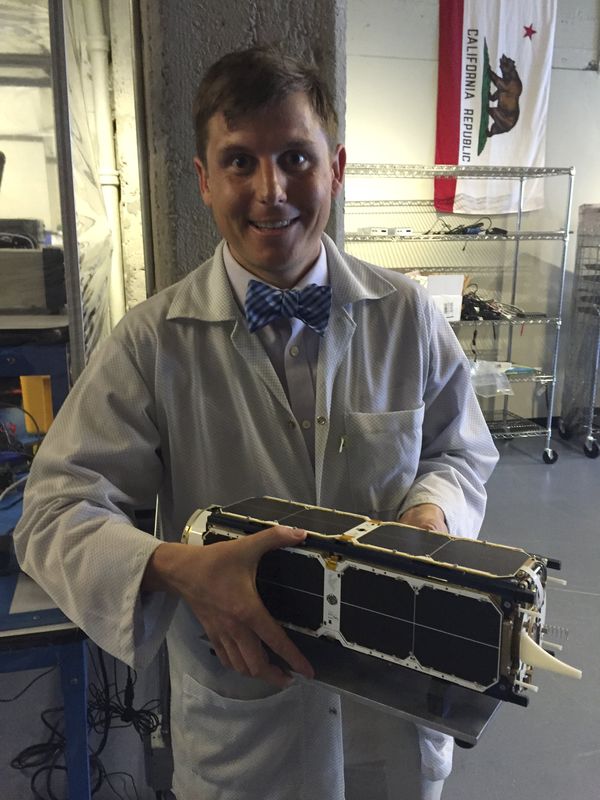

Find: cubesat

[183,496,581,705]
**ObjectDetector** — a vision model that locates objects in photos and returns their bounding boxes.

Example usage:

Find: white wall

[346,0,438,164]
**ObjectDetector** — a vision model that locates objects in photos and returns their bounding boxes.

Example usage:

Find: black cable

[0,666,56,703]
[0,422,29,457]
[88,650,159,740]
[0,400,43,440]
[12,706,66,800]
[10,645,161,799]
[104,769,141,800]
[45,750,65,800]
[423,218,453,235]
[0,231,36,249]
[92,647,112,757]
[31,763,65,800]
[13,699,104,798]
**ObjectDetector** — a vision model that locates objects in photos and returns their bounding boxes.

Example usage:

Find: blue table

[0,493,91,799]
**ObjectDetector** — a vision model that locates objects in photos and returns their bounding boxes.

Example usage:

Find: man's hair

[192,44,339,162]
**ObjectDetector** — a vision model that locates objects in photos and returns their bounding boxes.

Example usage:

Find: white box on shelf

[408,273,464,321]
[432,293,462,321]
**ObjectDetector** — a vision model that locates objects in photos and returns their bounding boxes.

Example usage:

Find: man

[14,45,498,800]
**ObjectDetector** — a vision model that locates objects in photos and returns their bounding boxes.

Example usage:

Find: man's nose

[256,160,286,204]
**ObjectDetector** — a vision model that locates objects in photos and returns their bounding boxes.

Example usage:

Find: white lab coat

[14,235,498,799]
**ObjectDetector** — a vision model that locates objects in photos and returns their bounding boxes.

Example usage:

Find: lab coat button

[290,345,300,357]
[301,419,312,430]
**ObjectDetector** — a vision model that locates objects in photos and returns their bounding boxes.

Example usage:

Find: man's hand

[398,503,448,533]
[142,526,314,688]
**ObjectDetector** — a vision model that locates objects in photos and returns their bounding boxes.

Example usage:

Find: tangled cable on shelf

[8,645,161,800]
[461,283,525,321]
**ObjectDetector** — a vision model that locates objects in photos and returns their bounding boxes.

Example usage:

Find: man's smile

[249,217,299,230]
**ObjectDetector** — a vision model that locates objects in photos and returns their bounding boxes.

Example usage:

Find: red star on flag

[523,23,537,39]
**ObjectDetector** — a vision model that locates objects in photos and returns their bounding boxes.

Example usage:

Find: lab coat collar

[166,240,240,323]
[321,234,397,309]
[165,235,397,323]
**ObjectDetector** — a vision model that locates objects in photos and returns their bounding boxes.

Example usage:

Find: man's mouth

[250,218,297,230]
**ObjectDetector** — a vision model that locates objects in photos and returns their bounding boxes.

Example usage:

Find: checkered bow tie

[245,279,332,336]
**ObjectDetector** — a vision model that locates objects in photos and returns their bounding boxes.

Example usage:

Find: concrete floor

[342,435,600,800]
[443,436,600,800]
[1,436,598,799]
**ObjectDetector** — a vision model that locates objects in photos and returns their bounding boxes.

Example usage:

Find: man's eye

[283,152,309,169]
[230,155,252,171]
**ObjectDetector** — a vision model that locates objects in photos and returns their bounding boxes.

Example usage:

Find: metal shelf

[345,200,437,209]
[560,219,600,456]
[452,317,559,328]
[507,372,553,385]
[346,163,575,179]
[344,163,575,462]
[345,231,567,243]
[376,263,511,275]
[485,412,549,440]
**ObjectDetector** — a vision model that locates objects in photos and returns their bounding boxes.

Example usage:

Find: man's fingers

[202,622,245,673]
[251,608,314,680]
[231,627,294,687]
[188,525,313,685]
[207,621,300,688]
[248,525,308,557]
[209,639,234,671]
[233,628,301,688]
[219,632,251,676]
[239,530,314,679]
[399,503,448,534]
[256,662,296,689]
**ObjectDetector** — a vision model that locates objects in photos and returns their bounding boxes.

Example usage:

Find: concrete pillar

[138,0,347,291]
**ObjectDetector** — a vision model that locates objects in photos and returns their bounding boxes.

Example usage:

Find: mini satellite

[183,496,581,705]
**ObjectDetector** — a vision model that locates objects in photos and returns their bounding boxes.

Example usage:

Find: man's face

[194,91,346,289]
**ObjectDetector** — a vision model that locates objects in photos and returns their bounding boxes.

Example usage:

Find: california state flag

[435,0,557,213]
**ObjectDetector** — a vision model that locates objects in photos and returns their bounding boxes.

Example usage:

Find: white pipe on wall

[82,0,126,326]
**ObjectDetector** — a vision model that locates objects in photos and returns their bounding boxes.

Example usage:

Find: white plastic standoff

[542,640,564,652]
[546,576,568,587]
[515,678,539,693]
[520,629,582,679]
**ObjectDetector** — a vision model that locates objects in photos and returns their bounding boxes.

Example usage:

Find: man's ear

[330,145,346,198]
[193,157,212,207]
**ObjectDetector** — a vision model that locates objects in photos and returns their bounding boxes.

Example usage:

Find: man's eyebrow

[283,139,315,150]
[217,144,250,157]
[216,138,317,157]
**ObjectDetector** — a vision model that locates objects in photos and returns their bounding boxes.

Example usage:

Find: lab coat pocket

[345,405,425,518]
[181,673,302,792]
[181,673,331,800]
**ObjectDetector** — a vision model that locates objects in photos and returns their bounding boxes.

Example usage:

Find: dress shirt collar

[222,242,329,312]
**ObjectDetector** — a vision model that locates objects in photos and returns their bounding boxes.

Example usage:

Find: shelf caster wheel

[557,419,571,440]
[543,449,558,464]
[583,440,599,459]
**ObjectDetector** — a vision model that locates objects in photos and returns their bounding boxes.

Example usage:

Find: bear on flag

[435,0,557,213]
